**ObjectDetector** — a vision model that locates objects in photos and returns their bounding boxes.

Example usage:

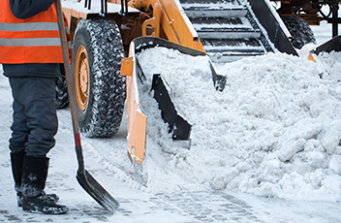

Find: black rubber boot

[10,152,25,193]
[10,152,59,207]
[17,192,59,208]
[21,156,68,214]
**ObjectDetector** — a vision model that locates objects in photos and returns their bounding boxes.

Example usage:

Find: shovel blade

[76,169,119,214]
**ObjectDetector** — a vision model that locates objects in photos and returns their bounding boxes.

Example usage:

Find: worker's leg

[9,77,67,214]
[9,77,58,157]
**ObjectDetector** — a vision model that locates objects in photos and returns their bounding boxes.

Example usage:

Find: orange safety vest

[0,1,72,64]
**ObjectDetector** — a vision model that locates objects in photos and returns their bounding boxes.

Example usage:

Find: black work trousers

[9,77,58,157]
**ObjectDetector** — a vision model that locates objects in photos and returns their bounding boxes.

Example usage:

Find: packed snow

[133,46,341,203]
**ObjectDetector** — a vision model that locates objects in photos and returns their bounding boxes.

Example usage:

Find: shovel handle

[55,0,85,171]
[55,3,119,213]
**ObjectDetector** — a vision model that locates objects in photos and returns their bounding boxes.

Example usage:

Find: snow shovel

[55,0,119,214]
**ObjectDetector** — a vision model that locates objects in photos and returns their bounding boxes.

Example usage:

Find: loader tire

[281,16,316,49]
[55,75,69,109]
[72,18,126,138]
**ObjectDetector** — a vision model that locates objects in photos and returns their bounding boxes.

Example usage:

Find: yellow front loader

[59,0,341,185]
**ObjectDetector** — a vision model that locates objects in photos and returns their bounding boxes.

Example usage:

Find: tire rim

[75,45,89,111]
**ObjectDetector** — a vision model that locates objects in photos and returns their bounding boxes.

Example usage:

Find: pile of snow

[135,46,341,203]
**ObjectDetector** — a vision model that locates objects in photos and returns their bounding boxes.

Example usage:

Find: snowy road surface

[1,103,341,223]
[1,10,341,222]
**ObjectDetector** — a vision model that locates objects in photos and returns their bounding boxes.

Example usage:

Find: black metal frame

[328,3,340,37]
[83,0,129,17]
[120,0,129,16]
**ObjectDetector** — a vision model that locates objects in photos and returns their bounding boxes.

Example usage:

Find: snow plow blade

[121,37,225,186]
[312,35,341,54]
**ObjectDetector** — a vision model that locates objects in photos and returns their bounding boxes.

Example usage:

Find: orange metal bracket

[121,57,134,76]
[142,3,160,37]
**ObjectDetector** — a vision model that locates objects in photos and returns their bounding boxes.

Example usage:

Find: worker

[0,0,69,214]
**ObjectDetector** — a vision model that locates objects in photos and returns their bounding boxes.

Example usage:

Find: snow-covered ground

[1,5,341,223]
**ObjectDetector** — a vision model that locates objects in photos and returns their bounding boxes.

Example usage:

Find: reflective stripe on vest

[0,22,59,32]
[0,22,60,46]
[0,38,61,47]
